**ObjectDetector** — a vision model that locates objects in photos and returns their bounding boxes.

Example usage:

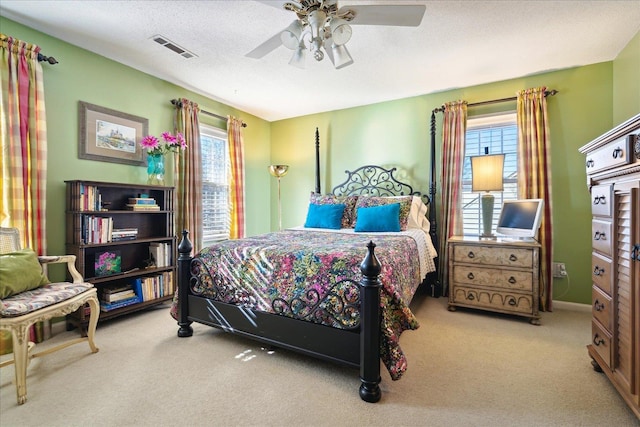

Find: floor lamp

[268,164,289,230]
[471,150,504,239]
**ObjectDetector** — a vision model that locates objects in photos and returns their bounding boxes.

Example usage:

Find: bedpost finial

[178,229,193,258]
[360,241,381,278]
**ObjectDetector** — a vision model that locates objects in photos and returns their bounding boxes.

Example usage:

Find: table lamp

[269,164,289,230]
[471,149,504,238]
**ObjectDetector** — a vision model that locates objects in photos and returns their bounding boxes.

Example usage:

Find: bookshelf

[65,180,176,330]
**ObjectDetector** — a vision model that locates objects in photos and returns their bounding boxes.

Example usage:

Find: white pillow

[407,196,429,230]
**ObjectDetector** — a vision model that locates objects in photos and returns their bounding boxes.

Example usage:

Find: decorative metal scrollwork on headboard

[330,165,429,204]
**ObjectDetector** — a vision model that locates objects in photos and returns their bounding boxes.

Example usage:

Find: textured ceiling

[1,0,639,121]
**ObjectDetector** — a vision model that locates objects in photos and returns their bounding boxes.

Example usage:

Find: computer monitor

[496,199,544,240]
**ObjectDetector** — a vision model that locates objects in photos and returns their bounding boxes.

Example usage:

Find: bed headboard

[330,165,425,202]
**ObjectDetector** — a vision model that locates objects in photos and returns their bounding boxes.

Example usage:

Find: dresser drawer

[452,265,533,291]
[592,286,612,332]
[452,244,534,269]
[591,321,612,369]
[590,184,613,217]
[591,252,613,295]
[592,219,613,256]
[450,286,534,315]
[584,134,632,175]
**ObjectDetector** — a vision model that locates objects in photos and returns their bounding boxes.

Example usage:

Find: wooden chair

[0,227,99,404]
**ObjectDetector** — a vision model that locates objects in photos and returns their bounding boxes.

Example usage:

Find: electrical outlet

[553,262,567,278]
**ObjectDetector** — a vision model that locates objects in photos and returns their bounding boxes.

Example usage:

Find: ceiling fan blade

[338,5,426,27]
[245,30,285,59]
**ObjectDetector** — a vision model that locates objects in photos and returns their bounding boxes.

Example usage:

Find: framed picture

[94,250,122,277]
[78,101,148,166]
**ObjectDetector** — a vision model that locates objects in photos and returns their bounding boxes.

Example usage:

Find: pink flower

[140,131,187,155]
[141,135,160,150]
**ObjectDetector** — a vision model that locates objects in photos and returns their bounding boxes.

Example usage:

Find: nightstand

[447,236,541,325]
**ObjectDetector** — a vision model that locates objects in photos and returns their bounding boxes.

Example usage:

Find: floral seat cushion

[0,282,94,317]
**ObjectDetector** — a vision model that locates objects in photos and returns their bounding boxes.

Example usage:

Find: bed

[173,130,439,402]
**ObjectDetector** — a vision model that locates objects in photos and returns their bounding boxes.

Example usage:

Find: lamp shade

[471,154,505,192]
[281,20,303,50]
[330,18,352,45]
[268,164,289,178]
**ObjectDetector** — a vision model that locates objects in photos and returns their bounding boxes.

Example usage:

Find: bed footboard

[175,230,383,403]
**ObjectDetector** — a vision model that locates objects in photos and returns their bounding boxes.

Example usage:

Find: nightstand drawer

[451,286,534,315]
[592,219,613,256]
[591,321,612,369]
[452,244,534,269]
[592,286,612,332]
[591,252,613,295]
[452,265,533,291]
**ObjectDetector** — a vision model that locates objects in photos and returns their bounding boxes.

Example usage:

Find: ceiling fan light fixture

[329,18,352,46]
[281,20,303,50]
[330,43,353,69]
[289,43,307,68]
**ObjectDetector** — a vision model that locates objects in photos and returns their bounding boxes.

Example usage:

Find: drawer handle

[586,158,594,168]
[508,276,517,284]
[593,195,606,205]
[593,333,605,346]
[467,251,475,259]
[507,297,517,306]
[593,231,606,241]
[466,293,475,301]
[594,299,605,312]
[509,254,518,262]
[612,147,623,159]
[593,266,605,276]
[467,272,475,280]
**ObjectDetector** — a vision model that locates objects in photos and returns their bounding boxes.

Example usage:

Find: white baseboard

[552,300,591,313]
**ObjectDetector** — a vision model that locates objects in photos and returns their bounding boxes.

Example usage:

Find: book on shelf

[100,295,140,312]
[126,204,160,211]
[102,289,137,303]
[128,197,157,206]
[111,227,138,241]
[149,242,170,267]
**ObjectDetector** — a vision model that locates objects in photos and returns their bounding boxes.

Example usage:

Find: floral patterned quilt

[175,229,434,380]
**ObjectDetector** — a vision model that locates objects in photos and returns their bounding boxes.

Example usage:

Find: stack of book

[126,197,160,211]
[99,284,140,312]
[111,228,138,241]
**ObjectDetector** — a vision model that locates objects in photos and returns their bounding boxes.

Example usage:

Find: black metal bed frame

[176,128,439,402]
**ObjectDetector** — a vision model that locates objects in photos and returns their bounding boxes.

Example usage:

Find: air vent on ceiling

[151,35,197,59]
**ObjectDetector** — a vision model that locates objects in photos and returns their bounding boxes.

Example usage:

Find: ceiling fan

[246,0,426,69]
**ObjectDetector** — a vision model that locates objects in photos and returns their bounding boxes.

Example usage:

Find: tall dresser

[578,113,640,418]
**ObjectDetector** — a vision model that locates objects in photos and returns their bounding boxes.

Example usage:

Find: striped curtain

[227,117,245,239]
[439,100,468,291]
[173,98,202,253]
[0,34,47,254]
[517,87,553,311]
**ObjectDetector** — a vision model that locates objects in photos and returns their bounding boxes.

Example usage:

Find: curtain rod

[37,53,58,64]
[432,89,558,114]
[170,99,247,127]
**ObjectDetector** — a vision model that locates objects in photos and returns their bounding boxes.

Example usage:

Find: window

[461,112,518,236]
[200,125,230,245]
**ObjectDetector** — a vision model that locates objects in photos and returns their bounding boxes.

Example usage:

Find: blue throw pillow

[355,203,401,232]
[304,203,346,229]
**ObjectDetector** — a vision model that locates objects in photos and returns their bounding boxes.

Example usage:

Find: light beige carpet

[1,294,638,426]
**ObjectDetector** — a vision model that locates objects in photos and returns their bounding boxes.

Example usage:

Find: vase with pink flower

[140,131,187,185]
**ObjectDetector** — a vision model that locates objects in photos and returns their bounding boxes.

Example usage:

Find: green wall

[613,30,640,124]
[1,17,273,271]
[3,16,638,305]
[270,29,638,305]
